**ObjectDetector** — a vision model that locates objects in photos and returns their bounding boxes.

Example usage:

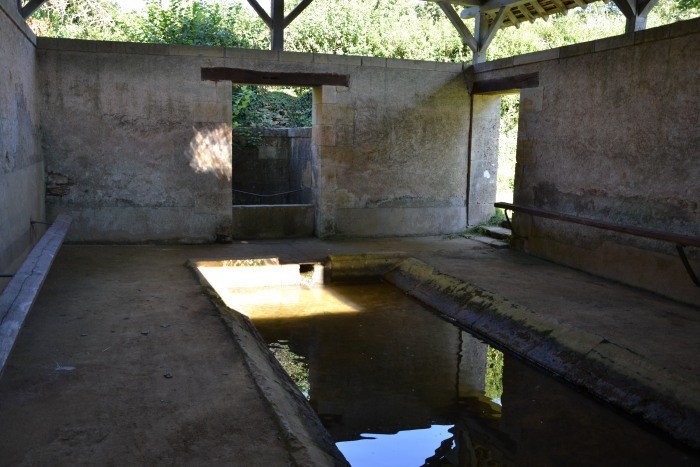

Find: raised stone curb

[0,215,71,376]
[325,253,700,449]
[189,261,348,467]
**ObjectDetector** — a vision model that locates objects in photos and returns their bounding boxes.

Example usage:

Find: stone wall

[0,0,44,282]
[37,39,470,241]
[313,59,470,237]
[38,40,233,243]
[472,18,700,306]
[232,127,312,205]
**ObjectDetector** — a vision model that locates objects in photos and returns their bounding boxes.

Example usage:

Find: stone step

[483,226,512,240]
[469,235,510,249]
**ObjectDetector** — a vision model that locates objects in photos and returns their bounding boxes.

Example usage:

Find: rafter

[247,0,315,52]
[437,1,478,52]
[246,0,272,27]
[284,0,314,27]
[19,0,48,18]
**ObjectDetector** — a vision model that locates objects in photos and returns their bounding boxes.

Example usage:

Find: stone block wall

[0,0,44,281]
[471,18,700,305]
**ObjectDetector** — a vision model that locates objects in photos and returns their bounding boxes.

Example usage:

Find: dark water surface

[232,282,698,466]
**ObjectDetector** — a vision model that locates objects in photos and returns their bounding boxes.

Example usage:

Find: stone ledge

[374,256,700,450]
[0,215,72,376]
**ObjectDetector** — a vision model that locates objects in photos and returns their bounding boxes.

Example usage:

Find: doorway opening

[231,85,315,239]
[496,93,519,206]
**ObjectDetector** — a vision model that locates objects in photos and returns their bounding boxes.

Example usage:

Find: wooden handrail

[495,202,699,286]
[495,202,700,248]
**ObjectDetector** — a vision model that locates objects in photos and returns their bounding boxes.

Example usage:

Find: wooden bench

[0,215,72,375]
[495,202,700,287]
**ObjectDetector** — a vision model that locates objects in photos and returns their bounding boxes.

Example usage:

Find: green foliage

[124,0,254,47]
[27,0,128,40]
[284,0,469,62]
[233,85,312,128]
[484,346,504,401]
[497,95,519,203]
[269,342,310,397]
[487,3,625,60]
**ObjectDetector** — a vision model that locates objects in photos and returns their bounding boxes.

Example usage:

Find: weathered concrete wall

[37,39,470,241]
[472,18,700,305]
[314,59,469,237]
[232,127,312,205]
[38,40,233,243]
[0,1,44,281]
[468,95,501,226]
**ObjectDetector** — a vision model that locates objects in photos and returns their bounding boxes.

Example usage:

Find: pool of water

[223,280,697,466]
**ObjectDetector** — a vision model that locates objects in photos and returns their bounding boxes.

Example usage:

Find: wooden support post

[475,6,507,63]
[247,0,314,51]
[612,0,658,33]
[271,0,285,52]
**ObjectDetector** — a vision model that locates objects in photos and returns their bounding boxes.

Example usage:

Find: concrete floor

[0,237,698,465]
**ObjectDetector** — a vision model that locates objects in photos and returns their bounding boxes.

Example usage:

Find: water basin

[197,262,699,466]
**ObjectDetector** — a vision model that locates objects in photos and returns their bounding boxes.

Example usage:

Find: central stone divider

[327,254,700,450]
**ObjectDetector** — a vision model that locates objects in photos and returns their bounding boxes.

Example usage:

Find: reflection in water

[230,281,697,466]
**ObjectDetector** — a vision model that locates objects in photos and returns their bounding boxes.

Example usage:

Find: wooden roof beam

[530,1,550,19]
[247,0,315,52]
[19,0,49,18]
[437,1,478,52]
[551,0,569,14]
[474,6,507,62]
[611,0,659,32]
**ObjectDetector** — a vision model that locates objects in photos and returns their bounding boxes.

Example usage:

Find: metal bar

[495,202,700,248]
[677,245,700,287]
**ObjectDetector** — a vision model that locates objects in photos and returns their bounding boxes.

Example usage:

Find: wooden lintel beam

[573,0,588,9]
[201,68,350,87]
[246,0,272,27]
[472,72,539,94]
[438,1,478,52]
[20,0,48,18]
[284,0,314,27]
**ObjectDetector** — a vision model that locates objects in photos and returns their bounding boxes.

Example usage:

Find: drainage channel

[193,257,699,466]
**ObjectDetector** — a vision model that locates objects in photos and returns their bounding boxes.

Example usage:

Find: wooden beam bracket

[20,0,48,18]
[437,1,478,52]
